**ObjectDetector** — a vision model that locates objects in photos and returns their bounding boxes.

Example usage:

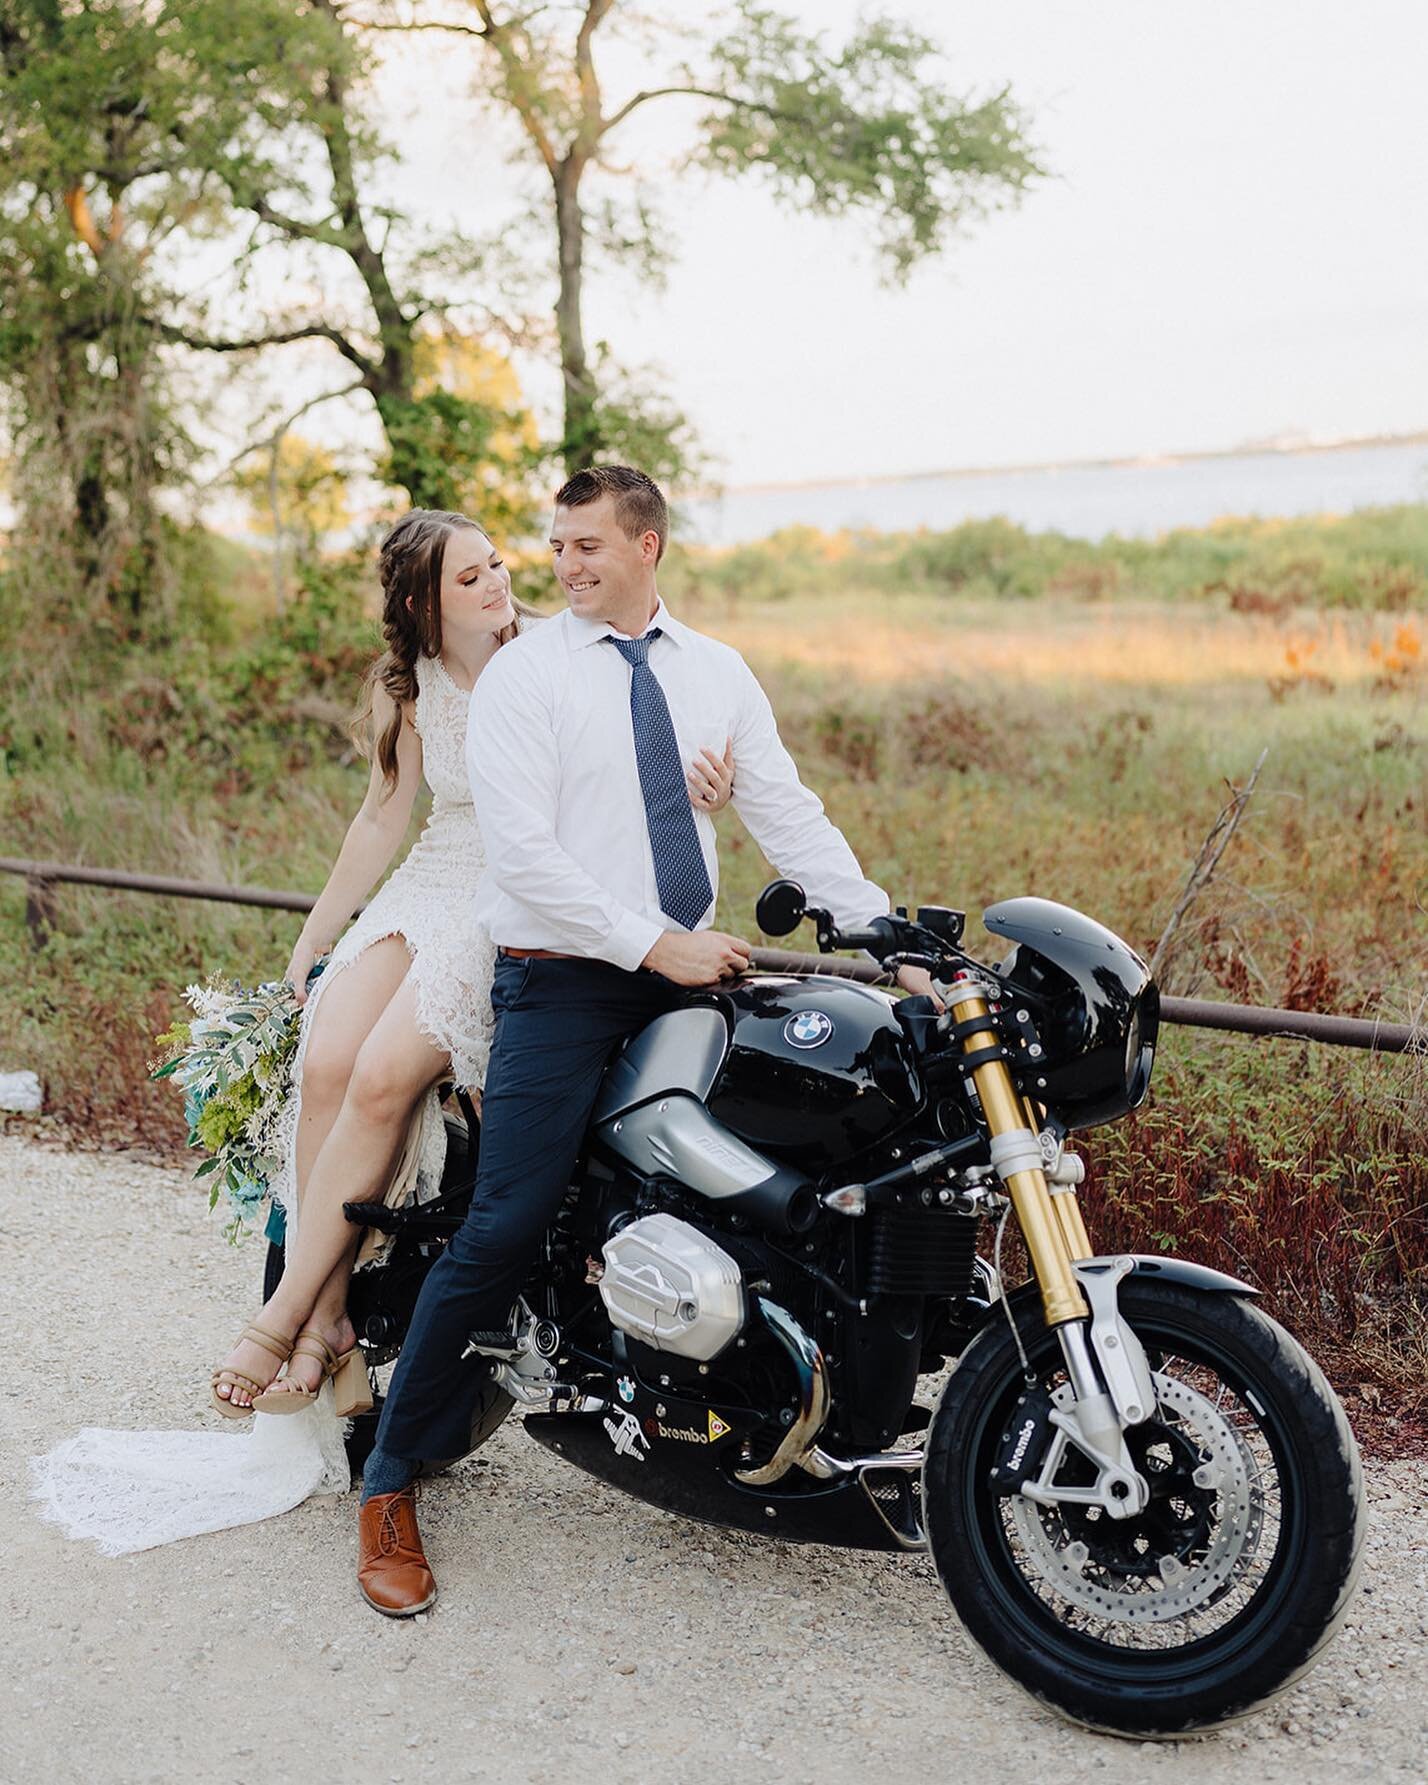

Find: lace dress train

[30,652,494,1554]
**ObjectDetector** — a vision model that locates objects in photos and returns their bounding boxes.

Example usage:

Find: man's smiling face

[549,493,658,625]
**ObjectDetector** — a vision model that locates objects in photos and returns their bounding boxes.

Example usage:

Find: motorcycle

[266,882,1364,1735]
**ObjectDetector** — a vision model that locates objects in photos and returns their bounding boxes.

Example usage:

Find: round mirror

[755,878,807,937]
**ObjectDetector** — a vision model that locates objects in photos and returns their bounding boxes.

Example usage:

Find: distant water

[682,440,1428,546]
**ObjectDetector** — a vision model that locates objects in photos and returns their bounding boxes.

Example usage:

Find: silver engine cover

[599,1212,745,1361]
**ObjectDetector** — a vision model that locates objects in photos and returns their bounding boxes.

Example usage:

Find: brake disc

[1006,1370,1265,1626]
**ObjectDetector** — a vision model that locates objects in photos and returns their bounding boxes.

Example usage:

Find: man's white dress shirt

[466,601,889,970]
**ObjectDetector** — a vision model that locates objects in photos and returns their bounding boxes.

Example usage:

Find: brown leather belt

[499,946,576,961]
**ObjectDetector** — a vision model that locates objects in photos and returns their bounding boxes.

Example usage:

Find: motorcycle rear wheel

[923,1277,1363,1735]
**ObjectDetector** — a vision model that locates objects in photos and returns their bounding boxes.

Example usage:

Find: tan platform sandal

[253,1328,373,1418]
[210,1323,292,1418]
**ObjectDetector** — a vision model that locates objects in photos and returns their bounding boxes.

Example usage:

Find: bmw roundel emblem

[784,1010,835,1050]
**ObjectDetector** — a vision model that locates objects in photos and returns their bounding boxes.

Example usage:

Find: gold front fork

[1048,1162,1093,1261]
[950,985,1090,1328]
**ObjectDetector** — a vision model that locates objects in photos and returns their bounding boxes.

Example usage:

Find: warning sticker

[708,1410,731,1442]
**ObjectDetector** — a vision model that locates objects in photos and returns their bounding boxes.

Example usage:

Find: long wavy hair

[352,509,527,799]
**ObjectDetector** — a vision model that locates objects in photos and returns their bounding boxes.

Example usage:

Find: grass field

[2,513,1424,1417]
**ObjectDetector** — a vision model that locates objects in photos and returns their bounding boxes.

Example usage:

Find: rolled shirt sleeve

[466,648,665,971]
[727,659,890,930]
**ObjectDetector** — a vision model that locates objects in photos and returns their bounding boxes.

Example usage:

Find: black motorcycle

[266,883,1363,1735]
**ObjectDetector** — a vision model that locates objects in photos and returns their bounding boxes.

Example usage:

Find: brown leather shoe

[357,1487,437,1617]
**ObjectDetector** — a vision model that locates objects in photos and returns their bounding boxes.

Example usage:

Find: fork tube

[949,986,1089,1328]
[1050,1184,1094,1261]
[1022,1090,1095,1262]
[1028,1078,1092,1263]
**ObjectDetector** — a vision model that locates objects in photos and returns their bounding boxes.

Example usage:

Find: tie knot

[605,628,661,668]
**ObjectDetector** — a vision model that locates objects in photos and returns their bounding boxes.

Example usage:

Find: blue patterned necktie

[604,630,714,931]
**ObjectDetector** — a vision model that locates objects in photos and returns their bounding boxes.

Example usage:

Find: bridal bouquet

[151,969,320,1241]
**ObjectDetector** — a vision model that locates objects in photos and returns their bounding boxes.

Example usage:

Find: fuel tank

[698,975,925,1171]
[591,1006,819,1233]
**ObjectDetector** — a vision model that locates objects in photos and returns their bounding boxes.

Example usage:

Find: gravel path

[3,1133,1425,1785]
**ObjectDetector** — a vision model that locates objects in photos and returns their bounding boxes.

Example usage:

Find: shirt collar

[568,597,685,651]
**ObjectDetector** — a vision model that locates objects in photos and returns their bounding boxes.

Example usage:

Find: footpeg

[344,1200,464,1238]
[461,1329,524,1361]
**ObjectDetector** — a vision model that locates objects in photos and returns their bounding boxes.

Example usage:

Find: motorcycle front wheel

[923,1276,1364,1735]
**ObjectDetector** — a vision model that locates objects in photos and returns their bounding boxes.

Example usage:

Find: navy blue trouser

[374,952,684,1463]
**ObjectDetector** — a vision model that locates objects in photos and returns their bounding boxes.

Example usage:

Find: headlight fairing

[984,897,1160,1131]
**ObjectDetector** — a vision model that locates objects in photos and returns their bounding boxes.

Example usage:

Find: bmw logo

[617,1375,636,1404]
[784,1010,835,1050]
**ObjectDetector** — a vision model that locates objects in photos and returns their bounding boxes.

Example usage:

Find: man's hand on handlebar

[643,929,752,986]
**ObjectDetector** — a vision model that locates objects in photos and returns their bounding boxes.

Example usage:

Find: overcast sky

[221,1,1428,495]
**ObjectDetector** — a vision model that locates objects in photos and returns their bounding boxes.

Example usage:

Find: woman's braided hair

[352,508,523,798]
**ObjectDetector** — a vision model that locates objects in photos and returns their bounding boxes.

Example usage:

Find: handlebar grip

[827,915,901,959]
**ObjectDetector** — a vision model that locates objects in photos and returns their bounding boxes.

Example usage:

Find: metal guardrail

[2,856,1423,1055]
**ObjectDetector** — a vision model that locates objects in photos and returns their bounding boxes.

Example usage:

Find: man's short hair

[554,464,669,562]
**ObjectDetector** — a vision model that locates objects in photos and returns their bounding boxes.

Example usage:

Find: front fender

[956,1252,1258,1351]
[1124,1254,1259,1297]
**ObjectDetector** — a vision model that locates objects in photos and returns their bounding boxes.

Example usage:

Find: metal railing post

[23,875,55,949]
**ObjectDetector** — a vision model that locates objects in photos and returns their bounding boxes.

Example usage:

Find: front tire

[923,1278,1364,1735]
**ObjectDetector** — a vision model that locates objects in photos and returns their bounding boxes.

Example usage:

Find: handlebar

[807,905,967,968]
[755,879,971,970]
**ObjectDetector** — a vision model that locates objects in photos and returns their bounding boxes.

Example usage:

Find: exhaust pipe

[734,1297,830,1486]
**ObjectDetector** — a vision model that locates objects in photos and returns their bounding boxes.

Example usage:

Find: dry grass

[706,595,1420,693]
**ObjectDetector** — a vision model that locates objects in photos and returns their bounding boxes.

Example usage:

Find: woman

[29,507,733,1554]
[213,507,735,1415]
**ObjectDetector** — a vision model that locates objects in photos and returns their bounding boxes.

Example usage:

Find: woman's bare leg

[258,973,450,1394]
[302,1080,480,1366]
[213,937,418,1409]
[284,940,431,1386]
[293,939,415,1200]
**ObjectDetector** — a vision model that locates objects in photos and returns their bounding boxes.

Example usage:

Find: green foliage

[882,516,1053,596]
[0,0,240,621]
[234,433,352,553]
[376,390,540,534]
[700,5,1043,277]
[573,351,708,490]
[2,1,1046,598]
[153,973,309,1239]
[660,505,1428,612]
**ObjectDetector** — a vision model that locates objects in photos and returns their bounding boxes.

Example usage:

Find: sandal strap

[240,1323,293,1363]
[290,1330,340,1374]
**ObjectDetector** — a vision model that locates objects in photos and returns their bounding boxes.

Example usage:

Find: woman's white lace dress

[270,648,496,1235]
[30,651,494,1555]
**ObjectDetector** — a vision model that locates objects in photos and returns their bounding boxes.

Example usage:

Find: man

[357,464,927,1614]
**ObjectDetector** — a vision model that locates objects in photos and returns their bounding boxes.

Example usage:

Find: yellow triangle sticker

[708,1411,731,1442]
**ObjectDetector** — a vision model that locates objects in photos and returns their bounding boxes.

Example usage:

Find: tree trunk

[554,163,601,474]
[316,40,426,506]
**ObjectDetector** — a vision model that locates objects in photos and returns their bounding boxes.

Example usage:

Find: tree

[0,0,201,616]
[233,432,352,609]
[358,1,1042,477]
[158,0,535,513]
[408,329,541,538]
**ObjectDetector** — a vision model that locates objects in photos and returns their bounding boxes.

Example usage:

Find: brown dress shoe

[357,1487,437,1617]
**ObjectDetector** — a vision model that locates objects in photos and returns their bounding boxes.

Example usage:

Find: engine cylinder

[599,1212,746,1361]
